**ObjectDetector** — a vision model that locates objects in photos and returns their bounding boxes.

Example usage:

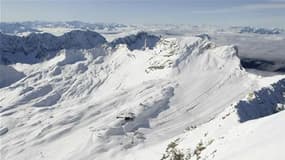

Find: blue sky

[1,0,285,28]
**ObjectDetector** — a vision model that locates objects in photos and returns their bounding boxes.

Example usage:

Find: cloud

[242,3,285,10]
[193,2,285,14]
[268,0,285,2]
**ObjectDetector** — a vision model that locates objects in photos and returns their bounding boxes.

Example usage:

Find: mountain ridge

[0,31,161,64]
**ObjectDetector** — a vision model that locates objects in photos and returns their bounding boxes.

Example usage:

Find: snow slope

[0,31,284,160]
[143,78,285,160]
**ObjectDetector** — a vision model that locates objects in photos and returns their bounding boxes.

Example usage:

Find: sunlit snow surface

[0,23,285,160]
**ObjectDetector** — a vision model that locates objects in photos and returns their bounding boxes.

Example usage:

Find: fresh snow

[0,25,285,160]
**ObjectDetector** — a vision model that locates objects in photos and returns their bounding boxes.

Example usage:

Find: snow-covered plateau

[0,23,285,160]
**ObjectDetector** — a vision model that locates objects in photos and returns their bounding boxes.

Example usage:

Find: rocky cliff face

[110,32,161,50]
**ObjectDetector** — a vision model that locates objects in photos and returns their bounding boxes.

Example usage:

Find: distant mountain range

[231,26,284,34]
[0,21,127,35]
[1,21,284,36]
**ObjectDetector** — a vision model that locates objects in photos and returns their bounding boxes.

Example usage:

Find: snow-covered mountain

[22,21,127,31]
[235,26,283,34]
[0,21,127,36]
[0,30,107,64]
[0,23,40,35]
[0,28,285,160]
[0,31,162,64]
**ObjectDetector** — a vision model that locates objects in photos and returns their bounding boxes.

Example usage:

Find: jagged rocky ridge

[237,78,285,122]
[0,30,106,62]
[0,31,160,64]
[110,32,160,50]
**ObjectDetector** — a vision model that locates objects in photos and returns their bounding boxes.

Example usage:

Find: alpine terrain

[0,22,285,160]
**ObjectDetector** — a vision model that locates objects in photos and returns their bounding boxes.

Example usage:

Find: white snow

[0,26,285,160]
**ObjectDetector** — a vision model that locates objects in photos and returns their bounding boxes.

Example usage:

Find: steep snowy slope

[0,31,284,160]
[143,78,285,160]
